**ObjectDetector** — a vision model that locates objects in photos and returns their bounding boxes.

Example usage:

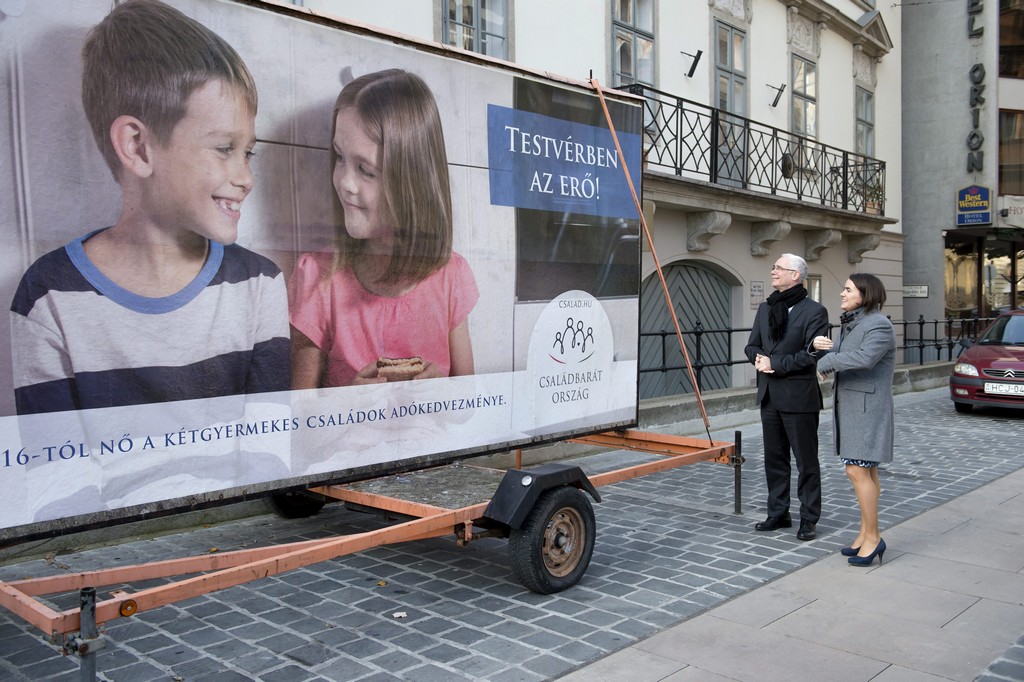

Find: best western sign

[956,185,992,225]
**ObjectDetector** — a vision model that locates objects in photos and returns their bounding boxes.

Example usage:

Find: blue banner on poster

[956,185,991,226]
[487,105,641,219]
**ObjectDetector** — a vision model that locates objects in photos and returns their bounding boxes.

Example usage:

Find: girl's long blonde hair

[330,69,453,285]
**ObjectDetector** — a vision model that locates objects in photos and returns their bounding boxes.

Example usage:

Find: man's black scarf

[767,285,807,341]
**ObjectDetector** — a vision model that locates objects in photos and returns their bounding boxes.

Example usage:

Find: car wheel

[953,402,973,414]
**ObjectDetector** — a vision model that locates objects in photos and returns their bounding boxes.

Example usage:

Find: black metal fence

[641,315,998,394]
[622,83,887,215]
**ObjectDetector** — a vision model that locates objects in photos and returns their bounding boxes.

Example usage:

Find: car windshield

[979,314,1024,345]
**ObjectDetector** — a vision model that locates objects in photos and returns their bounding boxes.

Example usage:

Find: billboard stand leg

[65,586,102,682]
[733,430,743,515]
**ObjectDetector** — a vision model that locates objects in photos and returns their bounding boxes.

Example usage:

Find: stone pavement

[562,452,1024,682]
[0,386,1021,681]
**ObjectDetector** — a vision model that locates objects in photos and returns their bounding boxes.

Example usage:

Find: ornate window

[714,20,747,116]
[999,110,1024,195]
[791,55,817,139]
[806,274,822,303]
[443,0,508,60]
[1000,0,1024,79]
[612,0,654,86]
[856,87,875,157]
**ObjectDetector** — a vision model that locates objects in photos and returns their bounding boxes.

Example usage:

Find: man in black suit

[745,253,828,541]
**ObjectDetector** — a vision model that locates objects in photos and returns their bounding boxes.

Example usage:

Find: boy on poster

[8,0,290,415]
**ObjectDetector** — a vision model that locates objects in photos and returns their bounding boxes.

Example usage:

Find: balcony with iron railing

[622,83,887,217]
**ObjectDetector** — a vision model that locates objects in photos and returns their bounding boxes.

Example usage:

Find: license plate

[984,382,1024,395]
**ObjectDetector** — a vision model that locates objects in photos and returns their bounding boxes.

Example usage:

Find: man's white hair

[780,253,808,282]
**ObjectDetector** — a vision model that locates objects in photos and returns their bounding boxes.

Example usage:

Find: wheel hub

[543,507,585,577]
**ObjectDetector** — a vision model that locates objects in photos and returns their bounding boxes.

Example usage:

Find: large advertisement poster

[0,0,642,541]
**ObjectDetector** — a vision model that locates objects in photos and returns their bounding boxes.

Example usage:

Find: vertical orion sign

[967,0,985,172]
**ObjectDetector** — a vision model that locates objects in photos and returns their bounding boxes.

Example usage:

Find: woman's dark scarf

[767,285,808,341]
[840,307,866,326]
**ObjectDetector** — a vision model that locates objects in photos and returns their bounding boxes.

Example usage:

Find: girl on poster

[289,69,479,388]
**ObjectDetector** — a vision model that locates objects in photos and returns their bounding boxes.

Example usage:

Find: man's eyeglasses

[771,265,797,273]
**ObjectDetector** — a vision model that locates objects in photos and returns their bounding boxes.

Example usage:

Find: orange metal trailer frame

[0,429,740,678]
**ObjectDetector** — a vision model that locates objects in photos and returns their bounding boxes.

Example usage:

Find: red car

[950,309,1024,413]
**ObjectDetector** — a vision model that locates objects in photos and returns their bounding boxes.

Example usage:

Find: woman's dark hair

[850,272,886,312]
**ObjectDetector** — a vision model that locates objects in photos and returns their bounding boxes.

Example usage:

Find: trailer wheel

[268,492,327,519]
[508,486,595,594]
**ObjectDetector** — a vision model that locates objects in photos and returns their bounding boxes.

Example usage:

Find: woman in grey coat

[812,273,896,566]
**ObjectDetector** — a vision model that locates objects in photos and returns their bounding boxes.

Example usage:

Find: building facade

[302,0,903,397]
[903,0,1024,327]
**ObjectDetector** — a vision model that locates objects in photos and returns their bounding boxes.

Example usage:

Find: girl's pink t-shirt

[288,251,479,387]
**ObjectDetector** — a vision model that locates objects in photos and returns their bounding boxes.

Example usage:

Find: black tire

[953,402,973,414]
[268,491,327,519]
[508,486,596,594]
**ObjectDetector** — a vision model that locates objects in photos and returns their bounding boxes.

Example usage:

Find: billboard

[0,0,642,541]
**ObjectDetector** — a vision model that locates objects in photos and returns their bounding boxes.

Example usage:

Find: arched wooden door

[639,262,732,399]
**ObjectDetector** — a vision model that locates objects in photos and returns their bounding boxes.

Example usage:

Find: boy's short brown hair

[81,0,258,177]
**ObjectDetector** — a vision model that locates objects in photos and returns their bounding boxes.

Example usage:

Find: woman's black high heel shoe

[848,539,886,566]
[840,546,860,557]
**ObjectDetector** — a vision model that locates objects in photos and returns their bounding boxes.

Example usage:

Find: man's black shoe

[797,521,816,541]
[754,514,792,531]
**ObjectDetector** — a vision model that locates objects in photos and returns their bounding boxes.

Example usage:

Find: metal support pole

[733,430,743,514]
[78,587,98,682]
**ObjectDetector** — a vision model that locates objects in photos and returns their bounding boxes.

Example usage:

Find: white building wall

[1000,76,1024,110]
[748,3,791,131]
[657,3,711,105]
[300,0,433,40]
[818,29,851,147]
[511,0,607,79]
[875,40,902,228]
[645,2,902,319]
[300,0,904,387]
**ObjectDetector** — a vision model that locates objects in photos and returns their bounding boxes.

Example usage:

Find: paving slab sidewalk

[561,466,1024,682]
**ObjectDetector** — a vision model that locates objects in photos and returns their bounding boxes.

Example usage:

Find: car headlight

[953,362,979,376]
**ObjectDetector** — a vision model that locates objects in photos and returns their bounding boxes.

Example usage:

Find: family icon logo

[515,289,623,432]
[550,317,597,364]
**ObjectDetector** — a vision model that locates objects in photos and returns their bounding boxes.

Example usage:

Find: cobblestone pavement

[1,387,1022,681]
